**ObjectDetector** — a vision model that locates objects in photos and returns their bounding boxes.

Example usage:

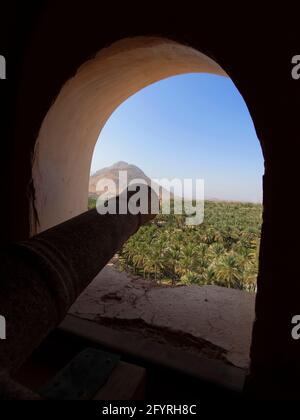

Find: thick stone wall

[1,3,300,397]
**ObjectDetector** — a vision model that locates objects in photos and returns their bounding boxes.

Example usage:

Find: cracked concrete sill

[60,264,255,391]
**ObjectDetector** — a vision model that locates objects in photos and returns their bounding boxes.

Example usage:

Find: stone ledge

[60,315,245,393]
[68,265,255,369]
[59,265,256,391]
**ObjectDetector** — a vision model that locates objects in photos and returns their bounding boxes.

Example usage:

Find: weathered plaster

[70,264,255,369]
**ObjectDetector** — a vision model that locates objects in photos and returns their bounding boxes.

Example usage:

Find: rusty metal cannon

[0,186,158,399]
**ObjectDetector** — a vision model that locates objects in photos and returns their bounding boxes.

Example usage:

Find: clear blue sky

[91,73,264,202]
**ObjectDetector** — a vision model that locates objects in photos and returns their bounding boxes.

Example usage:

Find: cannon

[0,186,158,399]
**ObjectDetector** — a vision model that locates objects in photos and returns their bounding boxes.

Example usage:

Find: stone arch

[32,37,232,233]
[3,3,299,397]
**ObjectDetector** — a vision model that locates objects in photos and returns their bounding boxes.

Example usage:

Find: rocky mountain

[89,161,172,199]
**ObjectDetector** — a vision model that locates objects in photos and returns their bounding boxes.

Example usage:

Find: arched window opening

[88,73,263,295]
[32,37,264,376]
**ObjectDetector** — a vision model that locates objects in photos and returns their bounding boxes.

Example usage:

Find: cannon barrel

[0,186,158,397]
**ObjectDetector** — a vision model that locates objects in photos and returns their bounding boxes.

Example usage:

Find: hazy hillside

[89,161,172,199]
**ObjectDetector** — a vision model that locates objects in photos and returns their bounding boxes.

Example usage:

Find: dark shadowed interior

[1,2,300,400]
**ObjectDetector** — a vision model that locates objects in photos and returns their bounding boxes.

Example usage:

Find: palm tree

[163,244,181,285]
[207,243,225,258]
[147,239,165,282]
[178,244,197,276]
[240,268,257,292]
[116,199,262,291]
[214,252,243,289]
[201,266,216,285]
[180,271,200,285]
